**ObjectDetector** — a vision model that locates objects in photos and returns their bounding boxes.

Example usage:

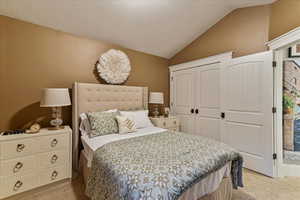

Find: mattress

[81,127,232,199]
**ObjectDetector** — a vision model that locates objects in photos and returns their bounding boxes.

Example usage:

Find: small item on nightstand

[0,122,41,136]
[26,123,41,134]
[0,129,26,136]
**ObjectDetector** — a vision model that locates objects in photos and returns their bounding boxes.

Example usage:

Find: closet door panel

[172,69,194,115]
[194,64,221,140]
[172,69,195,134]
[194,117,220,141]
[178,115,194,134]
[221,51,274,177]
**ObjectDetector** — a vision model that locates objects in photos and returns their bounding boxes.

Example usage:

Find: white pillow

[79,113,90,137]
[79,109,118,136]
[120,110,153,129]
[116,115,137,134]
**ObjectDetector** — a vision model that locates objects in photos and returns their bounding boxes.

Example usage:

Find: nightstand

[0,126,72,199]
[150,116,180,131]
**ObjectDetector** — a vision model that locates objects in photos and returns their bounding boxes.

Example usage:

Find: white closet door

[194,64,221,140]
[221,51,274,177]
[172,69,194,134]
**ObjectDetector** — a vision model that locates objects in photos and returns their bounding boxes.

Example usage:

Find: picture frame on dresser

[0,126,72,199]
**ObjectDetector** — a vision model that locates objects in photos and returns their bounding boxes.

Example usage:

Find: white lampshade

[40,88,71,107]
[149,92,164,104]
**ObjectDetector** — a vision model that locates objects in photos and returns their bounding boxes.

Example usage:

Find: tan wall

[0,17,7,130]
[170,0,300,65]
[269,0,300,40]
[170,5,271,65]
[0,16,169,131]
[2,0,300,130]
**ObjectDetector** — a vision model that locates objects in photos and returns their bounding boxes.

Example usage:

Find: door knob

[221,112,225,119]
[195,109,199,114]
[191,109,194,114]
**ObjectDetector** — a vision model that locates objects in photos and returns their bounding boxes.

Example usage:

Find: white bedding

[81,127,231,199]
[81,126,166,167]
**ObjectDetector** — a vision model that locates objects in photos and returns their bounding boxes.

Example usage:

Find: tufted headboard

[72,82,148,170]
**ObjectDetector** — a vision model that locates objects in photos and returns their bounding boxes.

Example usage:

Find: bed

[72,82,242,200]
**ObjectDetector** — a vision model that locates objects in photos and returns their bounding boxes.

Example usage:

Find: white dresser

[0,126,72,199]
[150,116,180,131]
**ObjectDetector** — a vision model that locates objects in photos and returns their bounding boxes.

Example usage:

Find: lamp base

[152,105,160,117]
[49,107,64,131]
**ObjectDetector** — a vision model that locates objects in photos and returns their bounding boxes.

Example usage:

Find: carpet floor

[232,190,255,200]
[5,169,300,200]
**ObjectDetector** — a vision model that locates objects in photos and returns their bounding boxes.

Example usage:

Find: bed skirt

[79,151,232,200]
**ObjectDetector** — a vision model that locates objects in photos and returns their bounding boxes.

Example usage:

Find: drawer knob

[51,154,58,164]
[13,180,23,191]
[173,121,177,125]
[51,139,58,147]
[51,170,58,180]
[13,162,23,173]
[163,122,166,126]
[16,144,25,152]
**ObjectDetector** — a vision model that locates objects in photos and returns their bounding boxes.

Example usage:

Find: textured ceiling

[0,0,276,58]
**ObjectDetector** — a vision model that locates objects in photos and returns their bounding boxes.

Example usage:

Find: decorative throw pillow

[120,110,153,129]
[87,111,119,138]
[116,115,137,134]
[79,109,118,137]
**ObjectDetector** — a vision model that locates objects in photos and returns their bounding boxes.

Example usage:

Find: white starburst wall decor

[96,49,131,84]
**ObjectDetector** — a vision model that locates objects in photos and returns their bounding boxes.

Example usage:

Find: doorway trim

[267,26,300,177]
[169,52,232,72]
[267,27,300,50]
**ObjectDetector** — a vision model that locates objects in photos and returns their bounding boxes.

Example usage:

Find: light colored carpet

[4,178,255,200]
[232,190,256,200]
[4,178,256,200]
[6,169,300,200]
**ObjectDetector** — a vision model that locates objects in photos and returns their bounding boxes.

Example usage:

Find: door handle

[221,112,225,119]
[191,109,194,114]
[195,109,199,114]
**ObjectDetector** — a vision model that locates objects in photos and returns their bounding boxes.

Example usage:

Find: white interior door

[221,51,274,177]
[172,69,194,134]
[194,64,221,140]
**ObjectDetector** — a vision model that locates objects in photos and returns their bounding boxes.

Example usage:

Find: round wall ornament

[96,49,131,84]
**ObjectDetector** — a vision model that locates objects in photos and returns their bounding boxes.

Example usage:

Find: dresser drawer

[166,118,179,127]
[0,155,37,177]
[39,165,67,186]
[38,150,68,169]
[156,120,167,128]
[0,173,38,198]
[155,118,179,128]
[39,133,69,152]
[0,139,37,160]
[154,120,169,128]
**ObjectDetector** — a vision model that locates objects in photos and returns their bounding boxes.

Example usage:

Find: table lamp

[40,88,71,130]
[149,92,164,117]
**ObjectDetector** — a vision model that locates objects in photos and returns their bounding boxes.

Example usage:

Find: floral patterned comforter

[86,131,243,200]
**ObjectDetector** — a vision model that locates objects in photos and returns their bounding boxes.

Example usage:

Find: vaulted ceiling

[0,0,276,58]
